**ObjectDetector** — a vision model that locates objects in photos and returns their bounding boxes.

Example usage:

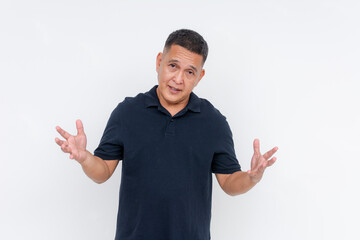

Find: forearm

[79,151,111,184]
[223,171,257,196]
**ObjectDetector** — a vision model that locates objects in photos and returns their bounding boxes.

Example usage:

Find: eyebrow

[168,59,198,73]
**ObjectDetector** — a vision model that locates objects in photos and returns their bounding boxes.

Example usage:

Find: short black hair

[164,29,208,64]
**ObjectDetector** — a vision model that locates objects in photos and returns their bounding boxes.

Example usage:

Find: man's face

[156,44,205,110]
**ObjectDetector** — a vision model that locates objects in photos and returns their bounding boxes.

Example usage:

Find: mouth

[168,86,181,93]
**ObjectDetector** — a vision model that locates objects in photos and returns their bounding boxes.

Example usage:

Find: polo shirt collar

[144,85,201,113]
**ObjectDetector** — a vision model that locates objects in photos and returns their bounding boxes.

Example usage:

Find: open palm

[247,139,278,183]
[55,119,87,163]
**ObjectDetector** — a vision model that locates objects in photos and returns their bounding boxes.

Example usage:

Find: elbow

[94,180,106,184]
[223,187,239,197]
[227,190,248,197]
[90,171,112,184]
[228,192,238,197]
[223,171,255,196]
[92,175,110,184]
[223,180,242,197]
[224,184,251,196]
[225,189,240,196]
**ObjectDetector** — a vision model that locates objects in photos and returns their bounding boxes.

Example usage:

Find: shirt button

[170,119,174,122]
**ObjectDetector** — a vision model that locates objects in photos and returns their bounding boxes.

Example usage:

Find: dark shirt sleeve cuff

[212,167,241,174]
[93,152,121,161]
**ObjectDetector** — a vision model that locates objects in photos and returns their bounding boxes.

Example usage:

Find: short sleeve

[94,103,124,160]
[211,117,241,174]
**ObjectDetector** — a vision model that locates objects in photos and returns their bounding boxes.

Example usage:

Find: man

[55,29,278,240]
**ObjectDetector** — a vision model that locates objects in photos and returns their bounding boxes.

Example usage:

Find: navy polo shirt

[94,85,241,240]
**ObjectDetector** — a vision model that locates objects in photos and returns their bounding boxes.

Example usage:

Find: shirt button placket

[165,118,175,136]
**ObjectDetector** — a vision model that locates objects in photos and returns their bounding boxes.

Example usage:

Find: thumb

[76,119,85,135]
[253,138,260,155]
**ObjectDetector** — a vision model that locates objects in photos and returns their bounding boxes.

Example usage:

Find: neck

[156,88,189,117]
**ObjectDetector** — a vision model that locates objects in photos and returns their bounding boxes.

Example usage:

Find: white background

[1,0,359,239]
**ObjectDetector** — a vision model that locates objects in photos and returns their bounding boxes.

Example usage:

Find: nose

[173,71,184,85]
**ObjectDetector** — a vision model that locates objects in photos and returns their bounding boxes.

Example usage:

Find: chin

[165,96,181,104]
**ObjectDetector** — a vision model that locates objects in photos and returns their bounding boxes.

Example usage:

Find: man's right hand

[55,119,88,164]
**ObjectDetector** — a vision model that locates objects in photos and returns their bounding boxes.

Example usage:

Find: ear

[194,69,205,87]
[156,52,162,73]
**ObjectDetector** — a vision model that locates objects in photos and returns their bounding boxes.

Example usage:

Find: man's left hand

[247,139,278,183]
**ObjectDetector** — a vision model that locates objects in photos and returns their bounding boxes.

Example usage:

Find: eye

[188,71,194,75]
[169,64,176,68]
